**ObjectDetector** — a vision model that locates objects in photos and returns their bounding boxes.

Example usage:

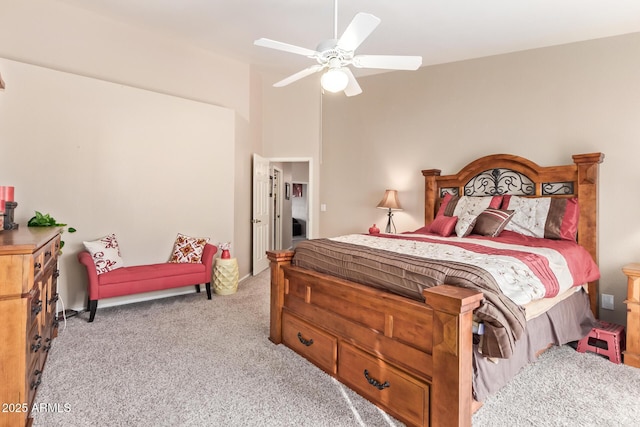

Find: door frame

[252,156,314,275]
[268,157,314,242]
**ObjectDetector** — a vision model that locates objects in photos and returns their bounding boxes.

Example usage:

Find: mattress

[292,231,599,359]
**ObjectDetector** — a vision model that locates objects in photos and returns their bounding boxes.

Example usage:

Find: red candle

[0,186,13,201]
[4,186,14,202]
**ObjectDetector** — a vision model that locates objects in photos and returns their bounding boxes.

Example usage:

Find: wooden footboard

[268,250,483,427]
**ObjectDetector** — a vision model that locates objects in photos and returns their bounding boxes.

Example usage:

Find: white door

[252,153,271,275]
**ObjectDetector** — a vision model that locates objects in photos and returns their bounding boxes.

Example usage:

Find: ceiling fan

[254,0,422,97]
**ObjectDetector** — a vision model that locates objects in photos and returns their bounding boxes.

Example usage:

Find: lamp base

[385,209,396,234]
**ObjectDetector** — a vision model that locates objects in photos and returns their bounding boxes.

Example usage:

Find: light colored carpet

[33,271,401,426]
[473,344,640,426]
[33,270,640,426]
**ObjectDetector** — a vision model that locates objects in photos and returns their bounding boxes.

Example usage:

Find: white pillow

[452,196,505,237]
[83,234,125,275]
[452,196,497,218]
[503,196,552,238]
[455,211,478,237]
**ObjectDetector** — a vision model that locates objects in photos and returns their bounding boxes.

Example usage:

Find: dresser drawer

[27,321,43,363]
[27,286,43,328]
[338,342,430,427]
[30,234,59,281]
[282,311,337,375]
[27,355,44,412]
[42,235,59,271]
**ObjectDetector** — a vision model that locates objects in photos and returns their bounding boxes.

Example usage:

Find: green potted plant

[27,211,76,252]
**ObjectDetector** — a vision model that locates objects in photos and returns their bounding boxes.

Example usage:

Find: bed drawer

[282,311,337,375]
[338,342,430,427]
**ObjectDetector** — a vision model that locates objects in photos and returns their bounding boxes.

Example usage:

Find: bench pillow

[83,233,125,275]
[169,233,210,263]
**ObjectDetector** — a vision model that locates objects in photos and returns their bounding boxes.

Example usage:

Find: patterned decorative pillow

[455,211,478,237]
[428,215,458,237]
[83,234,125,275]
[437,193,503,218]
[169,233,210,263]
[472,209,515,237]
[502,196,579,240]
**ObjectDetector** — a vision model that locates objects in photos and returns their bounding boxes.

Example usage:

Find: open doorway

[252,156,313,275]
[269,160,311,251]
[291,182,308,248]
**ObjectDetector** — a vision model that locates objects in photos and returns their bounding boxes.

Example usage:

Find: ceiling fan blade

[342,68,362,97]
[254,38,318,57]
[274,65,324,87]
[336,13,381,52]
[352,55,423,70]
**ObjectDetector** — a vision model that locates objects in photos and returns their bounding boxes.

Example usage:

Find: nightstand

[623,263,640,368]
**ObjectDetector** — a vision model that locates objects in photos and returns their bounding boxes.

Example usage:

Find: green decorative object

[27,211,76,252]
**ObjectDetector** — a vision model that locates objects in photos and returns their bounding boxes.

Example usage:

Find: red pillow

[428,215,458,237]
[435,193,456,217]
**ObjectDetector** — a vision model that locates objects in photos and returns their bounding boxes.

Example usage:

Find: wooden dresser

[623,263,640,368]
[0,227,62,427]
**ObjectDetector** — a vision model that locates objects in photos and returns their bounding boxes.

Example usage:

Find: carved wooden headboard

[422,152,605,316]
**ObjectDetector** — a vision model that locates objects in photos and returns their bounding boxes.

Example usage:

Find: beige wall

[0,0,256,310]
[0,0,250,118]
[261,69,322,239]
[321,32,640,326]
[0,57,235,310]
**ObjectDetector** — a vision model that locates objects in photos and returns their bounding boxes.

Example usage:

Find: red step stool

[576,320,626,364]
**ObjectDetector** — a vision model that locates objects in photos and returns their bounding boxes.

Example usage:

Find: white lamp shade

[321,68,349,93]
[376,190,402,210]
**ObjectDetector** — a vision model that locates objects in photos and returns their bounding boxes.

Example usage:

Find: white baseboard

[69,274,253,313]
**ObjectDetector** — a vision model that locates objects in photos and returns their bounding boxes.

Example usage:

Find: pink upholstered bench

[78,244,217,322]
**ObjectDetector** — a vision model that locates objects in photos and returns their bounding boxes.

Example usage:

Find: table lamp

[376,189,402,233]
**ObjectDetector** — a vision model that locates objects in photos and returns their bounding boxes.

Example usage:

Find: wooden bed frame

[266,153,604,427]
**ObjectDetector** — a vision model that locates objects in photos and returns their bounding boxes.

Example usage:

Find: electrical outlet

[601,294,614,310]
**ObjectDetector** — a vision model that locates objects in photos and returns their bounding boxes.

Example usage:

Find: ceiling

[57,0,640,77]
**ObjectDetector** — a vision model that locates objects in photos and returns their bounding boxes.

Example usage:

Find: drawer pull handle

[32,302,42,315]
[364,370,390,390]
[54,269,60,278]
[297,332,314,347]
[30,378,42,390]
[31,342,41,352]
[45,250,52,257]
[34,262,42,269]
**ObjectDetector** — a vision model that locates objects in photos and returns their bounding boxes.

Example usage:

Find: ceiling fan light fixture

[321,68,349,93]
[254,0,421,96]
